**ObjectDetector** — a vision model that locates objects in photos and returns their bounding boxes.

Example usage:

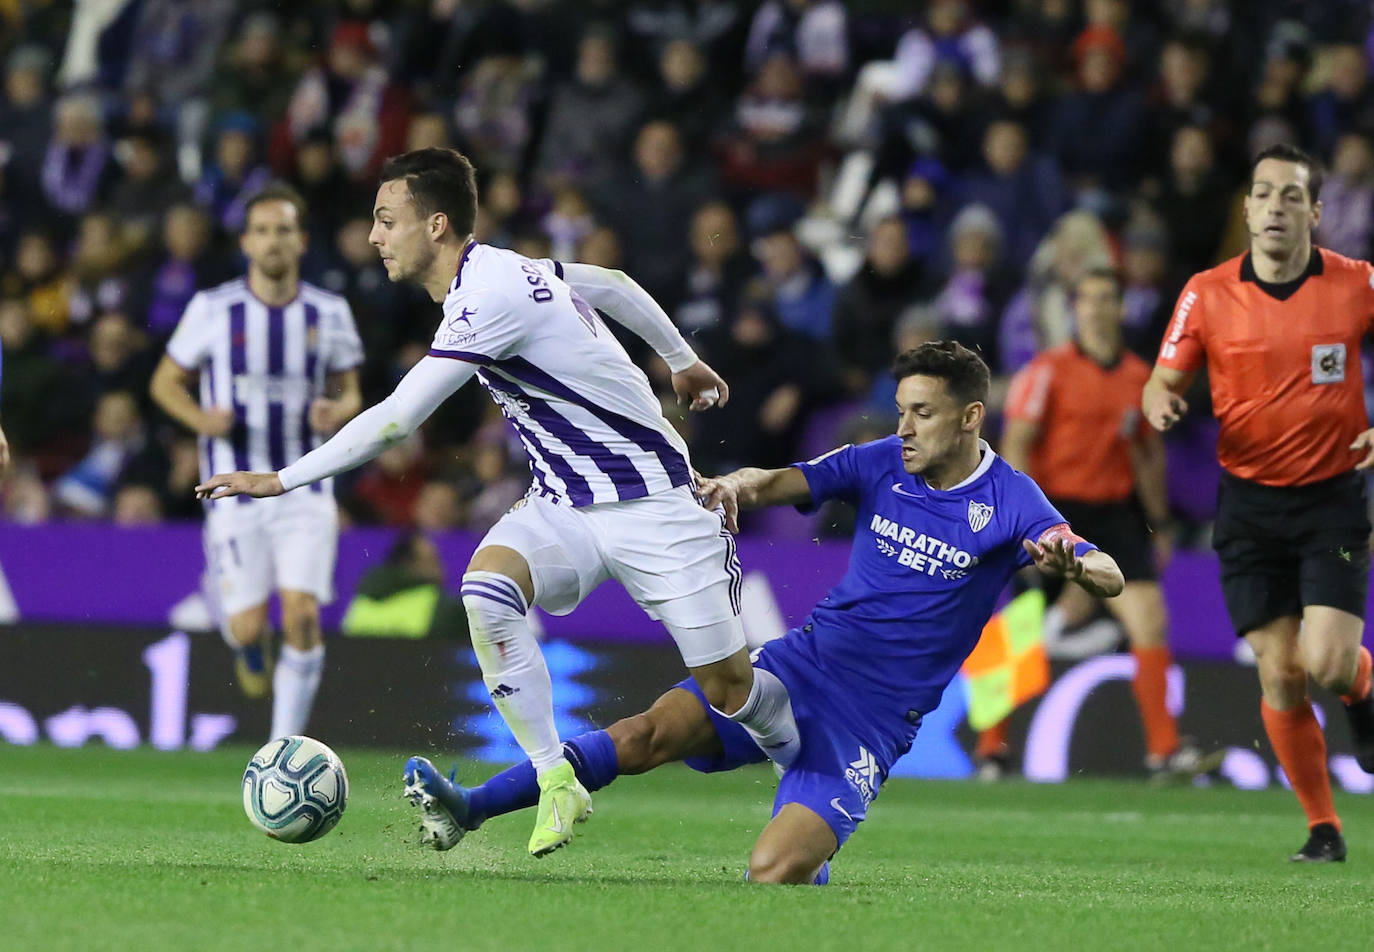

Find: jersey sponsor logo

[231,374,312,404]
[1311,343,1346,384]
[869,514,979,577]
[1160,289,1197,360]
[448,306,478,329]
[889,482,924,499]
[845,746,879,805]
[490,387,532,420]
[967,500,994,532]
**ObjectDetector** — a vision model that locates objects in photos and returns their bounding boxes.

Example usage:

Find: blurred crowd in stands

[1,0,1372,538]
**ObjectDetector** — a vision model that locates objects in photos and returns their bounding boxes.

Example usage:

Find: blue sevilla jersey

[783,435,1088,764]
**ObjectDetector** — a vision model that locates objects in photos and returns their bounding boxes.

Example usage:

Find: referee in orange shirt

[986,268,1220,781]
[1144,144,1374,863]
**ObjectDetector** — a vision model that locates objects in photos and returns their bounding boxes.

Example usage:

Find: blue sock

[239,643,264,673]
[466,729,619,828]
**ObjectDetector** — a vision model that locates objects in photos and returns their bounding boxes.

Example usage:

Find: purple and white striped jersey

[429,243,693,507]
[166,278,364,504]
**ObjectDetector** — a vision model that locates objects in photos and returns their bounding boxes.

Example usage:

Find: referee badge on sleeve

[1312,344,1346,385]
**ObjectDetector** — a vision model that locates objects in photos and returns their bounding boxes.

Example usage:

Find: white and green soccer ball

[242,735,349,843]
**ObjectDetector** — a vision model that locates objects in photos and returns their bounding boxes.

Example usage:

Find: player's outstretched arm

[1142,365,1194,432]
[197,355,477,500]
[559,262,727,410]
[698,466,812,533]
[1022,536,1125,598]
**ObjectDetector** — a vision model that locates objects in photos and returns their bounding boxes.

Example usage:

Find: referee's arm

[1142,365,1195,432]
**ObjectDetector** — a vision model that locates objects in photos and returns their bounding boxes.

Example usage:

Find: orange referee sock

[976,720,1009,760]
[1339,646,1372,705]
[1131,646,1179,761]
[1260,699,1340,832]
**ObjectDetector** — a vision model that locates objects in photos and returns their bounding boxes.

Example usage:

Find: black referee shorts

[1051,496,1157,583]
[1212,470,1371,637]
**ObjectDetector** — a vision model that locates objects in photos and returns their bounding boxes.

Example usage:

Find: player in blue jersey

[403,341,1124,883]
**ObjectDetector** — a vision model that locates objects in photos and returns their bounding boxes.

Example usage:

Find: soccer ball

[242,735,349,843]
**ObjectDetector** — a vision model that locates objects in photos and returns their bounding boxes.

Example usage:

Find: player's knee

[1308,642,1360,693]
[747,844,818,885]
[461,574,528,637]
[227,610,268,647]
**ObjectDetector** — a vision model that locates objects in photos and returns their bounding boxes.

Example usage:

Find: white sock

[722,667,800,768]
[271,643,324,740]
[461,572,566,774]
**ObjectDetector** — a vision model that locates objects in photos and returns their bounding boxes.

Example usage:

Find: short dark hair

[242,182,307,231]
[380,148,478,237]
[1075,266,1123,299]
[892,340,990,406]
[1251,143,1323,203]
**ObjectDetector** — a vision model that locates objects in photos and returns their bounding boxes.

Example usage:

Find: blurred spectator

[1308,44,1374,159]
[717,52,828,198]
[123,0,235,106]
[2,466,52,524]
[405,112,453,153]
[413,480,462,532]
[744,0,849,98]
[107,128,188,250]
[4,230,68,335]
[1146,34,1218,182]
[341,530,467,639]
[86,313,153,404]
[207,12,298,127]
[141,203,218,341]
[591,120,715,311]
[111,483,163,526]
[875,59,985,181]
[898,157,956,269]
[573,227,622,270]
[623,0,745,81]
[960,116,1069,270]
[52,390,149,518]
[193,114,272,234]
[752,216,835,342]
[0,298,63,459]
[1248,21,1312,144]
[536,26,645,189]
[1151,124,1231,274]
[674,200,755,337]
[473,170,531,248]
[1000,210,1114,373]
[391,0,528,97]
[0,45,55,207]
[452,53,542,175]
[462,432,529,533]
[67,213,132,331]
[648,39,728,160]
[41,92,112,218]
[931,204,1011,371]
[1048,25,1147,194]
[288,129,368,250]
[990,48,1053,145]
[1083,0,1160,83]
[889,0,1000,101]
[350,433,429,526]
[692,284,816,472]
[285,22,412,182]
[1119,217,1179,362]
[1316,132,1374,261]
[834,217,925,390]
[542,186,596,263]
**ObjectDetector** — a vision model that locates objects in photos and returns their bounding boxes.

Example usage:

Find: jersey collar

[921,440,997,494]
[1239,246,1323,301]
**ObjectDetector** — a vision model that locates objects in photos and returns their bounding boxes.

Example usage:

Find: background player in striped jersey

[393,342,1124,884]
[151,184,363,741]
[195,148,802,858]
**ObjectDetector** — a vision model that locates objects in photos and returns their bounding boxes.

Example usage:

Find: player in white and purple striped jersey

[196,148,801,858]
[152,184,363,741]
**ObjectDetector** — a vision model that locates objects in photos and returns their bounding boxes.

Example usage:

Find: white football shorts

[204,491,339,616]
[478,485,744,667]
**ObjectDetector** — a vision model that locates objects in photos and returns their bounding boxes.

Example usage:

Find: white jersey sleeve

[323,298,365,372]
[165,292,214,369]
[431,282,527,362]
[554,262,698,372]
[278,355,477,491]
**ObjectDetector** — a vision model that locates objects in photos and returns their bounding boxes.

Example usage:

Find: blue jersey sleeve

[791,443,862,513]
[1008,470,1098,568]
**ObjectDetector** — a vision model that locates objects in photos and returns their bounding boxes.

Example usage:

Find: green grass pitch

[2,744,1372,952]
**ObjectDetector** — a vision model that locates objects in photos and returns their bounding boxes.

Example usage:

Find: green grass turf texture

[1,744,1371,952]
